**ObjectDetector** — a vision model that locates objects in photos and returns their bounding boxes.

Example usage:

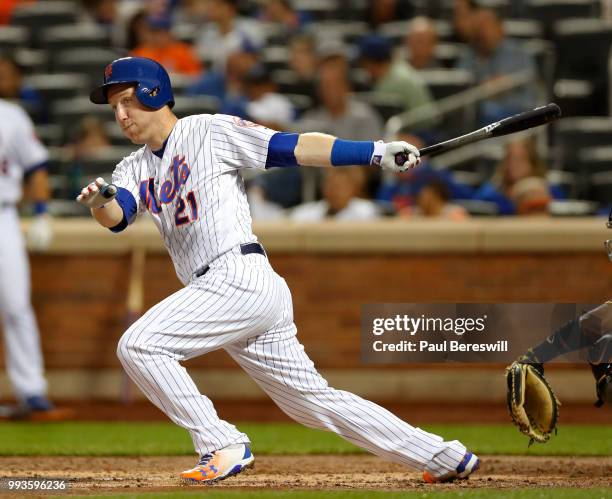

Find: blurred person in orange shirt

[131,15,203,76]
[0,0,34,25]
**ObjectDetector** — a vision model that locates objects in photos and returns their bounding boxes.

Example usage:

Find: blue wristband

[330,140,374,166]
[34,202,47,215]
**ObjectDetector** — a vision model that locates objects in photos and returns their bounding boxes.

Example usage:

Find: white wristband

[370,140,387,167]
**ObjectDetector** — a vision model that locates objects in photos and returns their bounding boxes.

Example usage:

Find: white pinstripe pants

[0,208,47,399]
[117,248,466,476]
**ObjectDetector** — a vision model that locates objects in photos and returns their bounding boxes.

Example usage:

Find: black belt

[194,242,266,278]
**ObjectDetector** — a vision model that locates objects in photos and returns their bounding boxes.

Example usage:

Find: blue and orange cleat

[180,443,254,484]
[423,451,481,483]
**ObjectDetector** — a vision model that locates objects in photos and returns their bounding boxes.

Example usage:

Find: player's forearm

[294,133,336,167]
[27,169,50,202]
[91,199,124,228]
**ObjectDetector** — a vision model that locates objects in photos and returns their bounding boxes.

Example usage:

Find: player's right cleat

[423,451,481,484]
[180,443,254,484]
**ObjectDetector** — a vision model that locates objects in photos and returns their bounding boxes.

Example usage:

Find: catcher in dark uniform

[506,213,612,444]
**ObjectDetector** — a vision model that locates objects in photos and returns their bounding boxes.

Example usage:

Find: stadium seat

[588,171,612,207]
[10,1,77,48]
[272,70,313,96]
[262,46,290,72]
[35,124,64,147]
[525,0,599,37]
[172,96,221,118]
[53,48,123,85]
[378,20,453,46]
[0,26,28,51]
[553,18,612,113]
[303,21,369,44]
[293,0,340,20]
[555,117,612,169]
[434,42,468,69]
[41,25,111,56]
[51,97,115,141]
[552,79,597,117]
[417,69,474,101]
[24,73,90,103]
[504,19,544,39]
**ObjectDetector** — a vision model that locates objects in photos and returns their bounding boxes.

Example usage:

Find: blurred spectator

[399,172,469,220]
[456,7,537,125]
[244,65,294,129]
[287,34,318,100]
[405,17,439,70]
[473,137,563,215]
[260,0,308,34]
[0,0,33,25]
[452,0,476,44]
[368,0,415,28]
[65,117,112,197]
[299,53,383,140]
[131,15,203,76]
[0,55,44,122]
[196,0,263,71]
[290,167,380,221]
[510,176,551,216]
[66,117,112,159]
[357,34,435,126]
[187,46,260,116]
[125,9,149,51]
[81,0,118,27]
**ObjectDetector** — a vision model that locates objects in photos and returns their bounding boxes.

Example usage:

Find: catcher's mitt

[506,361,560,444]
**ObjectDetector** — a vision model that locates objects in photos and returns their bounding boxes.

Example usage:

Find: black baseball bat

[395,103,561,163]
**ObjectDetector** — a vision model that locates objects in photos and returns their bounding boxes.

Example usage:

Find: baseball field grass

[0,422,609,455]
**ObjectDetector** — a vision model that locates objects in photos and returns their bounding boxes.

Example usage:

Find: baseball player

[0,98,57,419]
[78,57,480,484]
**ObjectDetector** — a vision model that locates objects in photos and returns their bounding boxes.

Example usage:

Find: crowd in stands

[1,0,611,219]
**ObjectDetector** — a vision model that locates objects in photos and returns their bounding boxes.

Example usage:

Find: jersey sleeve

[210,114,277,170]
[111,152,146,217]
[11,106,48,171]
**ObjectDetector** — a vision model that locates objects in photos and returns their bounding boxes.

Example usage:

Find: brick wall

[3,251,606,370]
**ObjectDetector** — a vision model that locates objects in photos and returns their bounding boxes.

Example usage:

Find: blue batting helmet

[90,57,175,110]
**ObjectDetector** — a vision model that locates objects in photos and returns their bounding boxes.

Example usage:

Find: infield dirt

[0,455,609,496]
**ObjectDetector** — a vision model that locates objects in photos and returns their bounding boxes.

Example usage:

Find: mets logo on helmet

[104,64,113,81]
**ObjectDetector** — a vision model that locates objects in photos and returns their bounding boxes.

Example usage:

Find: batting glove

[27,214,53,251]
[371,141,421,173]
[76,177,117,209]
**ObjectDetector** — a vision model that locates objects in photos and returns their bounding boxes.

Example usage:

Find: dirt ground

[0,455,609,497]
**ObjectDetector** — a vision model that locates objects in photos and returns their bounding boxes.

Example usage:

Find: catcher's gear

[506,360,560,444]
[591,362,611,407]
[90,56,175,110]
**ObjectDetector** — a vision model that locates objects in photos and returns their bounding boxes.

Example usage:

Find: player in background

[0,98,60,420]
[77,57,481,485]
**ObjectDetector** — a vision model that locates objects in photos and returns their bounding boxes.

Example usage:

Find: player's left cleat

[180,443,254,484]
[423,451,481,484]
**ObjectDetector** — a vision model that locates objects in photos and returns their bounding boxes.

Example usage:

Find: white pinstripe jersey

[0,99,48,204]
[112,114,277,285]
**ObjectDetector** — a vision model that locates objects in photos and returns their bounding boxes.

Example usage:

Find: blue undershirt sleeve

[109,187,137,233]
[266,132,299,168]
